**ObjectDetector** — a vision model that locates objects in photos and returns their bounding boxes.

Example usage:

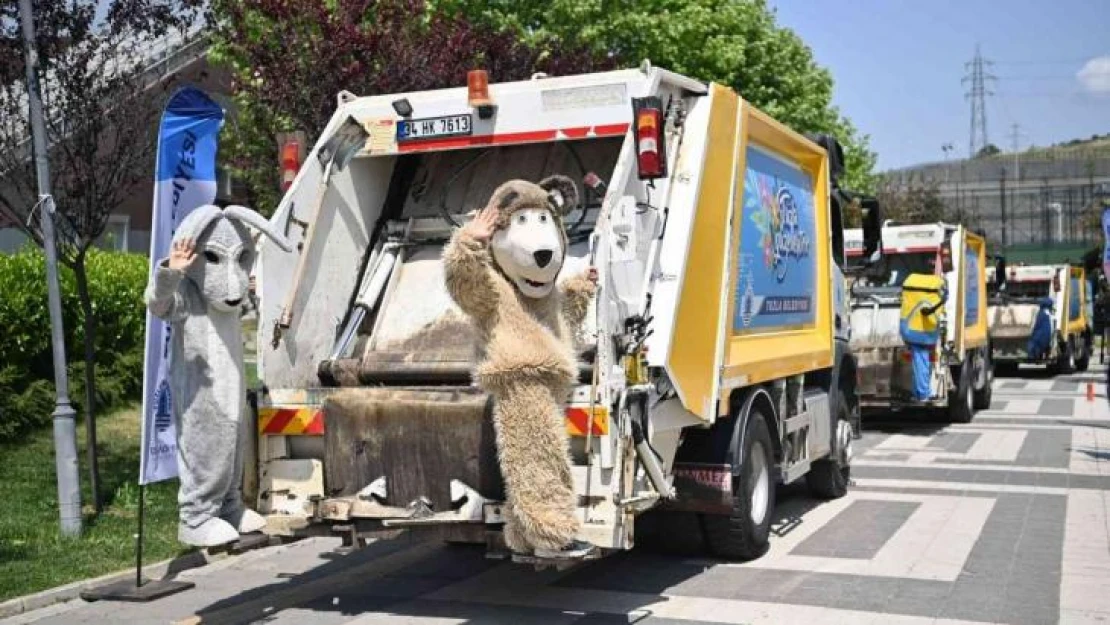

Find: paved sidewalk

[4,365,1110,625]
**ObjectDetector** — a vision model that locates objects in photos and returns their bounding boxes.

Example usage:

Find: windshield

[849,251,938,289]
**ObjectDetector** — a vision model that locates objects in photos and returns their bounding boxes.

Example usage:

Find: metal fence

[888,153,1110,250]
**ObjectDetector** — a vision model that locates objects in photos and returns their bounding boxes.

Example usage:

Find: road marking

[419,565,996,625]
[853,478,1069,496]
[855,459,1072,474]
[1060,489,1110,619]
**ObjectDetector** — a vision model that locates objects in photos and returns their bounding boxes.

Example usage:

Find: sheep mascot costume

[443,174,598,559]
[145,204,292,547]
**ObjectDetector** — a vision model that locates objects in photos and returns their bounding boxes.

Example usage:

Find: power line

[993,57,1092,66]
[962,44,996,157]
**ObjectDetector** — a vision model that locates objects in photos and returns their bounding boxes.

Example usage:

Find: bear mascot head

[484,175,578,299]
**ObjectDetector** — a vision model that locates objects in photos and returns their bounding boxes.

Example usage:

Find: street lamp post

[19,0,83,536]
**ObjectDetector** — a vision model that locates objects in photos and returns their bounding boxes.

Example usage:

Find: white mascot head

[172,204,292,312]
[486,175,577,299]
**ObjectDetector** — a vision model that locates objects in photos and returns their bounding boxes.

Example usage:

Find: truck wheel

[948,359,974,423]
[701,412,774,561]
[1075,337,1091,372]
[806,389,852,499]
[972,349,993,410]
[1053,339,1075,374]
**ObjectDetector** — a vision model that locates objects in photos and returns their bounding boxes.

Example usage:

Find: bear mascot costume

[443,175,598,559]
[145,204,292,547]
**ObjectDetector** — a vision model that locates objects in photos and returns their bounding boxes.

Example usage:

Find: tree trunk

[74,254,102,512]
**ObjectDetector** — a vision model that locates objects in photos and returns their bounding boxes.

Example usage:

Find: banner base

[80,578,194,603]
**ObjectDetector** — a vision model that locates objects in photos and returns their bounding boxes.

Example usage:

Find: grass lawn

[0,405,192,603]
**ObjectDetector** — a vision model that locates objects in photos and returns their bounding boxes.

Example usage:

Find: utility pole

[19,0,83,536]
[1000,167,1008,250]
[1008,123,1024,182]
[963,45,995,157]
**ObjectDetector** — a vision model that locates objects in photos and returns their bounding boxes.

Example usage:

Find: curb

[0,550,216,620]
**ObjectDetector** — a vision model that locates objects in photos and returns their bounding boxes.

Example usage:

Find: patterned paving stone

[1039,398,1075,415]
[790,500,920,559]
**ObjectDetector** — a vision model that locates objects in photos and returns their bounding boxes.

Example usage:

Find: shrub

[0,247,149,442]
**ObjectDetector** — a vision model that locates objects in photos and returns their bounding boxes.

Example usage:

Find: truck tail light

[280,140,300,192]
[1053,274,1061,293]
[632,97,667,180]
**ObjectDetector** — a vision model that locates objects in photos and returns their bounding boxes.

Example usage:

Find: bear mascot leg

[443,175,597,558]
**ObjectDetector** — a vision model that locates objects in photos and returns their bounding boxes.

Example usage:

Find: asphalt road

[6,364,1110,625]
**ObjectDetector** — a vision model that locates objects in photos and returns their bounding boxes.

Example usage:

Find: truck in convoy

[248,65,881,564]
[986,262,1092,374]
[845,222,991,422]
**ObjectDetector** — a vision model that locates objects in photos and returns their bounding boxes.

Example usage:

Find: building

[886,146,1110,263]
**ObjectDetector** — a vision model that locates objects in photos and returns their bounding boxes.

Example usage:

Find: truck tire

[972,348,993,410]
[948,359,975,423]
[1075,337,1091,372]
[701,412,774,561]
[1052,339,1075,375]
[806,389,852,500]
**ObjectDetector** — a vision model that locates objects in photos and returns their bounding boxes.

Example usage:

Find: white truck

[986,262,1092,374]
[249,65,880,564]
[846,222,991,422]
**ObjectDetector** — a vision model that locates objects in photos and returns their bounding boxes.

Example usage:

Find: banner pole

[135,483,145,589]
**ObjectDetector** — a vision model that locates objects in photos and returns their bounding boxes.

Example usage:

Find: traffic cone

[1087,382,1095,402]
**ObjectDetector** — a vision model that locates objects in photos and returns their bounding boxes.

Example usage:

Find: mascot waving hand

[443,175,598,559]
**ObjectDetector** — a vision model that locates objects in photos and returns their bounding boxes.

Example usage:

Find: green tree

[433,0,876,191]
[208,0,611,214]
[875,175,951,225]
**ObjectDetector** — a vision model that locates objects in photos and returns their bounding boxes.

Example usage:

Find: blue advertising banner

[139,87,224,485]
[733,146,816,332]
[964,243,980,327]
[1103,207,1110,280]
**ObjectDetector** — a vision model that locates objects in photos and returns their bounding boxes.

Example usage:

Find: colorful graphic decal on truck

[733,146,816,332]
[965,243,979,328]
[1070,276,1082,322]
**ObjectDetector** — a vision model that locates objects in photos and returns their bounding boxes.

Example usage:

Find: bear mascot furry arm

[442,175,597,558]
[145,204,291,547]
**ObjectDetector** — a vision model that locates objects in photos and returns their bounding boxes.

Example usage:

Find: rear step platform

[506,550,603,571]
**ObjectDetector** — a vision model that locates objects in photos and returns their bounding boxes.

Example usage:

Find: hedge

[0,247,149,442]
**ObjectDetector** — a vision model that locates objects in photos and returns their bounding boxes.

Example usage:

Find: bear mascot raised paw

[145,204,292,547]
[443,175,598,559]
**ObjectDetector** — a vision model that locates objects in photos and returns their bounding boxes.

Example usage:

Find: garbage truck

[845,222,991,422]
[249,65,881,564]
[986,262,1092,374]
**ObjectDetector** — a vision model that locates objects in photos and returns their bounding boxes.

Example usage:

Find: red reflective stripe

[397,124,630,153]
[303,411,325,435]
[263,409,297,434]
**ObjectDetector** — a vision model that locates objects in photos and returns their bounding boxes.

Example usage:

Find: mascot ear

[224,204,293,252]
[538,175,578,217]
[174,204,223,245]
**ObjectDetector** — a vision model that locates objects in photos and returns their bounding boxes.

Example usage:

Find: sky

[768,0,1110,171]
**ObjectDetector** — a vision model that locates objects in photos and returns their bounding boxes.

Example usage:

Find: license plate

[396,114,473,141]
